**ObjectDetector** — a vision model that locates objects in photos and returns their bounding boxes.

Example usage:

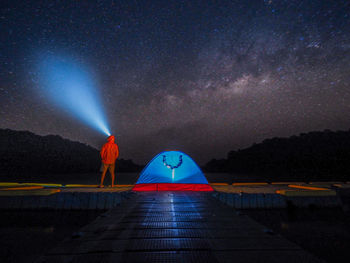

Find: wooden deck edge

[0,191,135,210]
[213,192,342,209]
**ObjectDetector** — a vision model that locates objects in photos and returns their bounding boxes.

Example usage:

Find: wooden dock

[0,181,345,210]
[36,192,323,263]
[214,192,341,209]
[0,190,133,210]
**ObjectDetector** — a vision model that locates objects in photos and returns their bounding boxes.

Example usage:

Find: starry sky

[1,0,350,165]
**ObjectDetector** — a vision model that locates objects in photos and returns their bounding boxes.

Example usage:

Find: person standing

[99,135,119,188]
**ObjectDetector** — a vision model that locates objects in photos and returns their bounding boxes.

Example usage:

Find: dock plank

[36,192,323,263]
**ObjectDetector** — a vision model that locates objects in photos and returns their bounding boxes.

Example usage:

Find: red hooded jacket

[100,135,119,164]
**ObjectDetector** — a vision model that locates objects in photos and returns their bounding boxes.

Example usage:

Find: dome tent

[132,150,213,191]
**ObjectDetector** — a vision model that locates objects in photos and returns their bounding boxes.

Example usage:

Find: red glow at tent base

[132,183,214,192]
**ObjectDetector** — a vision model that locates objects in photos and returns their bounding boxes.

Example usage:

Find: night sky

[1,0,350,165]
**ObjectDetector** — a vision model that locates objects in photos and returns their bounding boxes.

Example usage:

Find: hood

[107,135,115,142]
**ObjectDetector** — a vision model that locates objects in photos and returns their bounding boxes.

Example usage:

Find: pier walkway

[0,181,345,210]
[36,192,322,263]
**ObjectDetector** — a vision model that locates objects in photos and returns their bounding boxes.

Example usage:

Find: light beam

[37,54,111,136]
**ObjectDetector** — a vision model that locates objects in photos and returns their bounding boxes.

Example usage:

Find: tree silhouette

[0,129,143,180]
[204,129,350,181]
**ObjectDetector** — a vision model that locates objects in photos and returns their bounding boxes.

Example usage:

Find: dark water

[0,211,103,263]
[4,172,328,185]
[0,172,140,185]
[245,207,350,263]
[1,172,236,185]
[0,172,243,185]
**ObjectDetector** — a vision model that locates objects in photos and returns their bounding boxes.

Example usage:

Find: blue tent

[133,150,213,191]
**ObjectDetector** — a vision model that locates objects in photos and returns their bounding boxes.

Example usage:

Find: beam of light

[36,54,111,136]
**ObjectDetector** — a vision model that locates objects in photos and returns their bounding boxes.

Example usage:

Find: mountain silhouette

[0,129,143,180]
[204,129,350,181]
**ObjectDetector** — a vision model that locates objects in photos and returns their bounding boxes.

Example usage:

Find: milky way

[1,0,350,164]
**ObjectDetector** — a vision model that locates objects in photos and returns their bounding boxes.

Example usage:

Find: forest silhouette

[1,128,350,181]
[0,129,142,180]
[204,129,350,181]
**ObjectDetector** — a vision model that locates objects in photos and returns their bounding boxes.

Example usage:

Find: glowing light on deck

[37,55,110,136]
